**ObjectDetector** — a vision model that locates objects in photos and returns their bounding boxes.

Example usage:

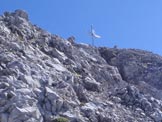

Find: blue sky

[1,0,162,55]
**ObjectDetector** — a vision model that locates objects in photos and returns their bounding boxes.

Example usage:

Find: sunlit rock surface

[0,10,162,122]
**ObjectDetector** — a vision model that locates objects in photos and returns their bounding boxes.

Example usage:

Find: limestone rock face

[0,10,162,122]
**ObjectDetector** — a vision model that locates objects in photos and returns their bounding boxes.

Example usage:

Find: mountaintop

[0,10,162,122]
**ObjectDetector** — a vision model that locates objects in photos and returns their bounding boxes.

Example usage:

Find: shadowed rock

[0,10,162,122]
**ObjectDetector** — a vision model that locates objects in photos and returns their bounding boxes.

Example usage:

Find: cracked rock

[0,10,162,122]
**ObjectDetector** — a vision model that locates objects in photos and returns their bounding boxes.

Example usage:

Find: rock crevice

[0,10,162,122]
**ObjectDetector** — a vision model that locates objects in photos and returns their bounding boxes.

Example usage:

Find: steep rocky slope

[0,10,162,122]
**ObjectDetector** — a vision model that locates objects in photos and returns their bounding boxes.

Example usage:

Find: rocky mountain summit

[0,10,162,122]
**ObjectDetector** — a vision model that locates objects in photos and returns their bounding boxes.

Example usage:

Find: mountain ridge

[0,10,162,122]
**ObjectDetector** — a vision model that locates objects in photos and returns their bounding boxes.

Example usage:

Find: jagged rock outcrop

[0,10,162,122]
[99,48,162,99]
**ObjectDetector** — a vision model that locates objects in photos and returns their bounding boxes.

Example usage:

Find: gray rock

[0,82,9,89]
[9,42,22,51]
[14,9,29,21]
[151,109,162,122]
[73,84,88,103]
[61,111,82,122]
[0,113,8,122]
[99,48,162,91]
[0,10,162,122]
[8,106,42,122]
[45,87,60,100]
[83,76,100,92]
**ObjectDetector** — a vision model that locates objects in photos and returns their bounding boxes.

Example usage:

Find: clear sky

[1,0,162,55]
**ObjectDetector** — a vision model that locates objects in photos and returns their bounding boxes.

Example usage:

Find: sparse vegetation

[53,117,69,122]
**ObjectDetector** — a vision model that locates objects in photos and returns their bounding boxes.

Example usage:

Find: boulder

[14,9,29,21]
[83,76,100,92]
